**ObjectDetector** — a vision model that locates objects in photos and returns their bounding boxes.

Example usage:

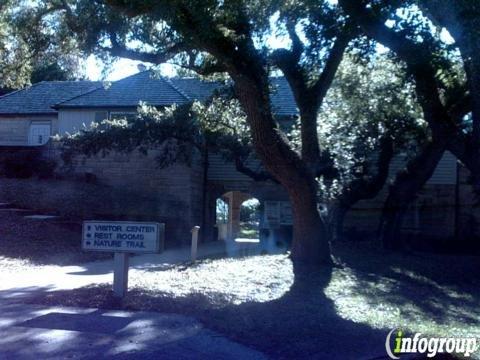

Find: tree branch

[310,32,352,108]
[338,0,453,140]
[270,27,352,166]
[233,156,278,183]
[106,32,187,64]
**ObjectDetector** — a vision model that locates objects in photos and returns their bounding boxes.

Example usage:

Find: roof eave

[0,111,57,117]
[55,104,167,110]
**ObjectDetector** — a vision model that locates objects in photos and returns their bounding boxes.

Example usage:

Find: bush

[0,148,56,179]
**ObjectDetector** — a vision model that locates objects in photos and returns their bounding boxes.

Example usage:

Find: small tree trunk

[326,204,348,242]
[378,198,409,250]
[378,141,446,250]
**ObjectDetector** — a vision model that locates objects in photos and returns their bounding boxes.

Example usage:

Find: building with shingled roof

[0,70,461,247]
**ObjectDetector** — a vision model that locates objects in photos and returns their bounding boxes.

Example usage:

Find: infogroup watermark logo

[385,328,479,359]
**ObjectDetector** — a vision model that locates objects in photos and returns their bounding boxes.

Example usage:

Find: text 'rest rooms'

[85,224,156,249]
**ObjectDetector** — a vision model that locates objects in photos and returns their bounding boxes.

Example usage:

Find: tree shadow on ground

[6,242,479,359]
[0,289,236,360]
[330,241,480,339]
[22,265,391,359]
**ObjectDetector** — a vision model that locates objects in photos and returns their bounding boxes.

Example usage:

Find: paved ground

[3,239,477,359]
[0,240,283,359]
[0,301,266,359]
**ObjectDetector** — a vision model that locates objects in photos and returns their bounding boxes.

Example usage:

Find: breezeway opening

[215,191,261,242]
[237,198,260,242]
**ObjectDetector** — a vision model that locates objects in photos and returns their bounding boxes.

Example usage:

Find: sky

[84,10,293,81]
[84,55,175,81]
[84,3,455,83]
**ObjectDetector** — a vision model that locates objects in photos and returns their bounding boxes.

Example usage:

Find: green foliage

[60,102,200,167]
[316,54,425,200]
[216,198,228,224]
[59,90,252,170]
[0,0,83,89]
[240,198,261,224]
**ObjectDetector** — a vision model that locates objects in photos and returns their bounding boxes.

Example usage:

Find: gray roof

[56,71,298,115]
[270,78,298,116]
[169,78,221,102]
[55,71,191,108]
[0,70,298,116]
[0,81,101,115]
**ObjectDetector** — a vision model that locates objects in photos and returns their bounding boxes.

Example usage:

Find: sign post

[191,226,200,262]
[113,252,129,298]
[82,221,164,298]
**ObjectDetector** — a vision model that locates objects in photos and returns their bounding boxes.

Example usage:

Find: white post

[113,252,129,298]
[191,226,200,262]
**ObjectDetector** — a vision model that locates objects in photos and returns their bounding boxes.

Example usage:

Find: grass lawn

[239,221,259,239]
[23,241,480,359]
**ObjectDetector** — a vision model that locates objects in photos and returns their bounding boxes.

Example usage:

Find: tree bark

[418,0,480,140]
[290,188,332,265]
[329,137,394,242]
[232,72,332,266]
[378,141,446,250]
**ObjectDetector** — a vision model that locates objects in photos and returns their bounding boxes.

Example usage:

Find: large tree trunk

[232,72,332,266]
[298,108,321,166]
[290,189,332,265]
[378,141,446,250]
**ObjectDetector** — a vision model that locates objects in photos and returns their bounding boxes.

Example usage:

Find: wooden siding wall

[208,152,457,185]
[388,151,457,185]
[208,154,261,182]
[57,110,97,135]
[0,116,56,146]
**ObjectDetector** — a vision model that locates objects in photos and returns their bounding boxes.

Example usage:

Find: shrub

[0,148,56,179]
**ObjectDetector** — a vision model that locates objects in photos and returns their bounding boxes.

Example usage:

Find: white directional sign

[82,221,163,254]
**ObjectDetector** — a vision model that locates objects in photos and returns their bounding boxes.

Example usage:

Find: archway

[238,198,261,241]
[215,191,260,242]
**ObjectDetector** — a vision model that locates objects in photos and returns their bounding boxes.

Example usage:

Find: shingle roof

[0,81,101,115]
[170,77,298,115]
[55,71,190,108]
[56,71,298,115]
[0,70,298,116]
[270,77,298,116]
[168,78,221,102]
